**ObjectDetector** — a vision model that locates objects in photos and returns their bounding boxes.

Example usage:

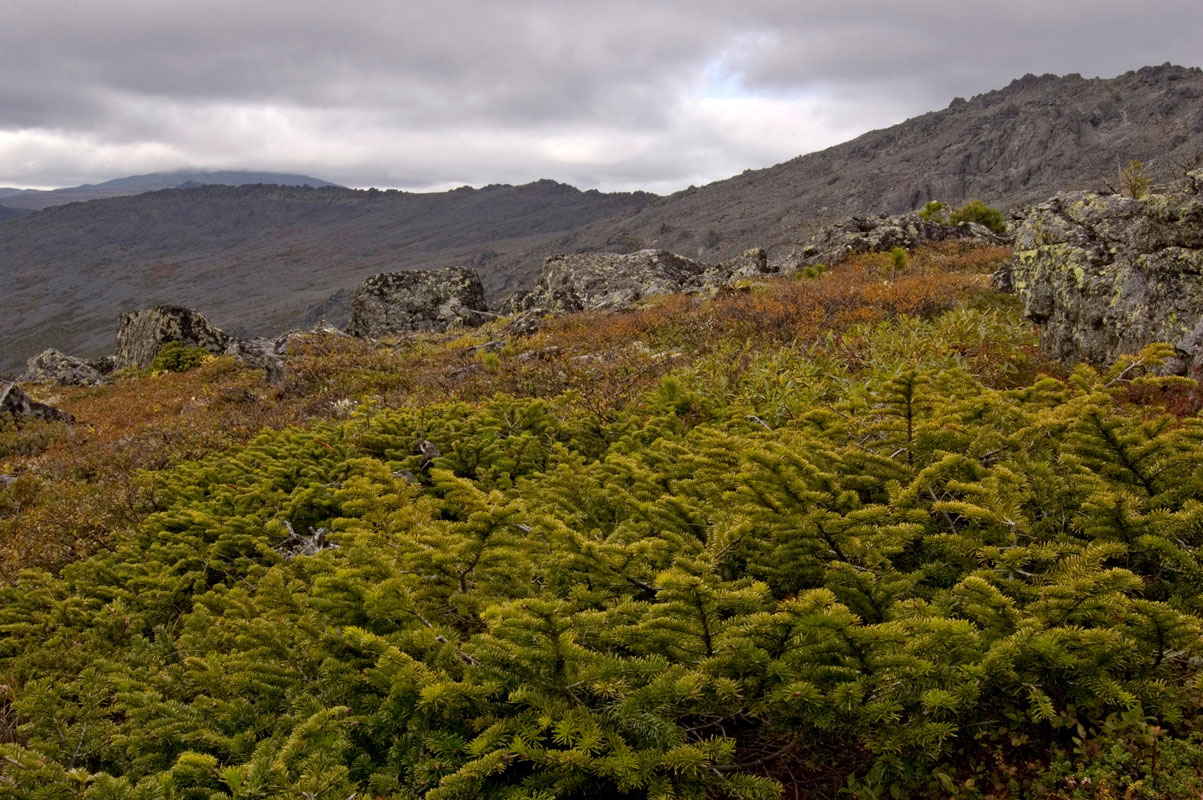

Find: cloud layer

[2,1,1200,192]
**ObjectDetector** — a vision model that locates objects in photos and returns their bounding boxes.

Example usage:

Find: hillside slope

[487,64,1203,294]
[0,181,651,373]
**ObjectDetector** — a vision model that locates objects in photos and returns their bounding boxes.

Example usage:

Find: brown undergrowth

[0,242,1017,577]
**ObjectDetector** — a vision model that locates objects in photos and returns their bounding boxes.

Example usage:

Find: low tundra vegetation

[3,243,1203,798]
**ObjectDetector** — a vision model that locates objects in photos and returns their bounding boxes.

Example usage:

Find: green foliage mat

[3,311,1203,799]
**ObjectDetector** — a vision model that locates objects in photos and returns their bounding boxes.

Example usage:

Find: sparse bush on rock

[950,198,1007,234]
[148,341,210,374]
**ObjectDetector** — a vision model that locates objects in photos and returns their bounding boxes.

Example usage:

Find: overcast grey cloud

[1,0,1200,193]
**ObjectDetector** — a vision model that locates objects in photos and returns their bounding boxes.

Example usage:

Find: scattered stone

[225,337,287,385]
[1001,170,1203,375]
[224,323,349,384]
[522,249,711,314]
[417,440,441,468]
[391,469,418,485]
[20,349,107,386]
[113,305,230,370]
[458,340,505,355]
[517,345,562,363]
[275,522,337,559]
[716,247,770,284]
[795,213,1006,268]
[517,221,1002,321]
[309,320,349,337]
[446,364,485,380]
[499,310,545,338]
[0,382,74,425]
[348,266,489,338]
[91,355,118,375]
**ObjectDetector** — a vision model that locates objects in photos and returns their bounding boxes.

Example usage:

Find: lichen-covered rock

[717,247,770,284]
[1002,171,1203,375]
[523,249,711,314]
[225,337,287,385]
[348,266,488,338]
[796,213,1005,267]
[0,382,74,424]
[113,305,230,370]
[499,310,544,338]
[20,349,107,386]
[225,323,349,385]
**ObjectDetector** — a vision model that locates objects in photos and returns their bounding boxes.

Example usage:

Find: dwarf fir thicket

[3,255,1203,798]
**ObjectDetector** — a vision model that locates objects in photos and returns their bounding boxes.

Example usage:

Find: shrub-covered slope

[3,244,1203,798]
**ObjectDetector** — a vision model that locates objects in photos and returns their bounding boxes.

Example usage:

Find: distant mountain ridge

[2,64,1202,375]
[0,170,340,211]
[0,180,653,373]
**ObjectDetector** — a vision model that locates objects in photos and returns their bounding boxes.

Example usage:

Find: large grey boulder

[113,305,230,370]
[1001,170,1203,376]
[20,349,107,386]
[348,266,488,338]
[523,249,711,314]
[0,382,74,425]
[793,212,1005,268]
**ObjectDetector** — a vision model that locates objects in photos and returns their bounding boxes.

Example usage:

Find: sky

[1,1,1200,194]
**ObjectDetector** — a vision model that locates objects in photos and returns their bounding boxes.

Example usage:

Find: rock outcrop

[521,249,712,314]
[1001,170,1203,376]
[225,337,289,385]
[20,349,107,386]
[793,213,1006,269]
[716,248,771,283]
[511,218,1005,318]
[113,306,230,370]
[0,382,74,424]
[225,322,349,384]
[348,267,488,338]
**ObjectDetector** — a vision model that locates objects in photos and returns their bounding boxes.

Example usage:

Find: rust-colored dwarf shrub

[0,243,1019,575]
